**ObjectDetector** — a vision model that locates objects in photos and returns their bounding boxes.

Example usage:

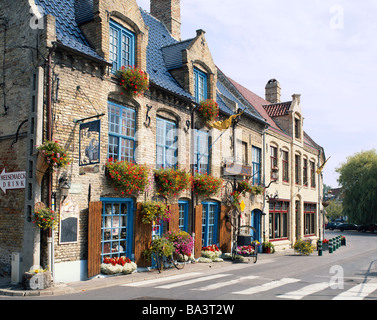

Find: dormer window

[109,20,135,73]
[194,68,207,103]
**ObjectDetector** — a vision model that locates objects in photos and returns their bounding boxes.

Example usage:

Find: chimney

[150,0,181,41]
[265,79,281,104]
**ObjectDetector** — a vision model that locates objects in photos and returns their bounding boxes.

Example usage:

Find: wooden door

[88,201,102,278]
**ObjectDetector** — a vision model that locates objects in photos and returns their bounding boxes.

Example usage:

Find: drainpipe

[46,45,56,275]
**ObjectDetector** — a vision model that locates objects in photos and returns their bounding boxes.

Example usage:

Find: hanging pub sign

[223,162,253,177]
[79,120,100,166]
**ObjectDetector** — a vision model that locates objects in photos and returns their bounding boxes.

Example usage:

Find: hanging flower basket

[116,65,149,98]
[141,201,171,224]
[192,172,223,198]
[105,158,149,195]
[37,139,70,174]
[154,168,191,198]
[197,99,219,125]
[237,180,265,196]
[36,150,50,185]
[32,206,59,231]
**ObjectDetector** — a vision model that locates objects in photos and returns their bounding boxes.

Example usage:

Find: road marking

[156,274,231,289]
[232,278,300,295]
[277,282,330,300]
[192,275,259,291]
[122,272,203,287]
[333,279,377,300]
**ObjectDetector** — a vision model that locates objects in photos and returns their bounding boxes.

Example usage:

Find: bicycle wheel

[153,253,163,273]
[171,253,185,270]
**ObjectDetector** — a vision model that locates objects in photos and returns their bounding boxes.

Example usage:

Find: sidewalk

[0,249,294,297]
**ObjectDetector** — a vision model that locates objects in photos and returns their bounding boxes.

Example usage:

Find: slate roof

[161,39,194,70]
[140,9,194,100]
[35,0,106,62]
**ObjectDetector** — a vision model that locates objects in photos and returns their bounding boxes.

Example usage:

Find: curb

[0,250,291,297]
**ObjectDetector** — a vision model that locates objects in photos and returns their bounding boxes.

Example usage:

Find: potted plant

[140,201,171,224]
[341,236,346,246]
[294,239,314,255]
[322,239,329,251]
[100,257,137,275]
[200,244,223,263]
[192,172,223,198]
[164,231,194,261]
[197,99,219,126]
[32,207,59,231]
[105,158,149,195]
[154,168,191,198]
[262,241,274,254]
[116,65,149,98]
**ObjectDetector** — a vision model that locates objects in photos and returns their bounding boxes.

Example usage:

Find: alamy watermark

[30,4,44,30]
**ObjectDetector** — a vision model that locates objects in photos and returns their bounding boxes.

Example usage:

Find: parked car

[337,223,358,231]
[326,222,339,230]
[358,224,377,233]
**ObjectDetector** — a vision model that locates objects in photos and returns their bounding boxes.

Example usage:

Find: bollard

[337,236,340,249]
[318,240,323,256]
[329,238,333,253]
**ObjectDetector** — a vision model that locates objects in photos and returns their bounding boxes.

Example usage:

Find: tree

[325,200,343,221]
[336,150,377,225]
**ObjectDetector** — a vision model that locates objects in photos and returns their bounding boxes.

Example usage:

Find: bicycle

[153,251,186,273]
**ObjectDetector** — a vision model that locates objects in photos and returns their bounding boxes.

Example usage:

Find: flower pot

[263,247,271,254]
[36,150,49,185]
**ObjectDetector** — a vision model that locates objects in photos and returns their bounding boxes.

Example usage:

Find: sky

[138,0,377,188]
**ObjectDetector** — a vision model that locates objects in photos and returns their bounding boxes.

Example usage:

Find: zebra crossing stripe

[277,282,331,300]
[332,279,377,300]
[193,275,260,291]
[232,278,300,295]
[156,274,231,289]
[122,272,203,287]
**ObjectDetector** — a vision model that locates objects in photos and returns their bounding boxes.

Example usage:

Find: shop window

[109,20,135,73]
[269,200,289,240]
[202,202,219,247]
[304,203,316,235]
[101,198,134,262]
[108,101,136,162]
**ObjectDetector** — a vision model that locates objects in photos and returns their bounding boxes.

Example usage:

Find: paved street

[2,230,377,303]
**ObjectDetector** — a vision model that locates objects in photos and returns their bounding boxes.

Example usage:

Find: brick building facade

[0,0,325,283]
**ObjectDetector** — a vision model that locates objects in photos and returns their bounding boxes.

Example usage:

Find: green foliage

[294,240,314,255]
[336,150,377,225]
[325,200,343,221]
[143,237,174,261]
